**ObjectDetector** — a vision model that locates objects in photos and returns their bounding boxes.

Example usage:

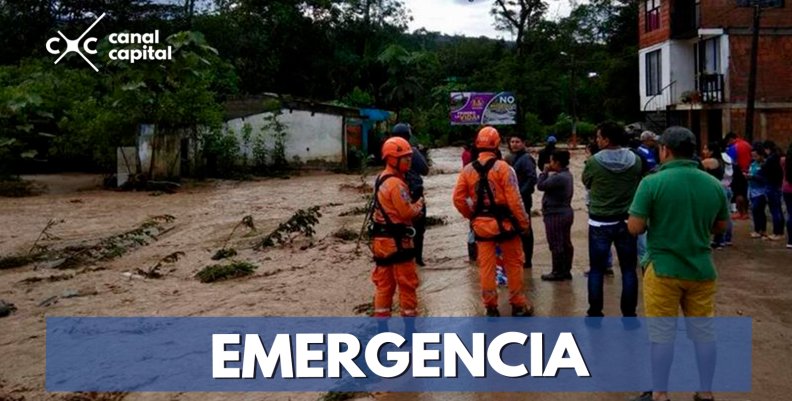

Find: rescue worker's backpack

[471,158,521,241]
[367,174,416,265]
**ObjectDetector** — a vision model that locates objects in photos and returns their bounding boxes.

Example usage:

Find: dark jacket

[538,144,555,171]
[764,153,783,188]
[510,150,538,210]
[537,168,574,215]
[406,146,429,200]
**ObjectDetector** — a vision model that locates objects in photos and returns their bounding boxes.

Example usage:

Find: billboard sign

[450,91,517,125]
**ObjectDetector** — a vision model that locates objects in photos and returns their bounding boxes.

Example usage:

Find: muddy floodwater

[1,147,790,401]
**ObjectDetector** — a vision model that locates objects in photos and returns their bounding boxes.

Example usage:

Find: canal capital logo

[45,13,173,72]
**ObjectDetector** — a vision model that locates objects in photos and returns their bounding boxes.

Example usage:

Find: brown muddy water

[0,148,789,401]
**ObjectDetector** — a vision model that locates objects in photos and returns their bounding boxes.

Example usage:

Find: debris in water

[196,261,257,283]
[0,300,17,317]
[212,248,238,260]
[257,206,321,249]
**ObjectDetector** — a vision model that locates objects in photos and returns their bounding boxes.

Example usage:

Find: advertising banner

[450,91,517,125]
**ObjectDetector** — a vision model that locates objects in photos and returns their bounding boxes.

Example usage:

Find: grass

[196,261,257,283]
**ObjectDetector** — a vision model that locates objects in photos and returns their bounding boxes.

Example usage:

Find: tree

[377,44,439,114]
[490,0,547,57]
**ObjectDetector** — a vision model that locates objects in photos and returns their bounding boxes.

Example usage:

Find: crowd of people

[365,122,788,401]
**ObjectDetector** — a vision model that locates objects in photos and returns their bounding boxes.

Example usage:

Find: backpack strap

[471,159,520,241]
[370,174,415,265]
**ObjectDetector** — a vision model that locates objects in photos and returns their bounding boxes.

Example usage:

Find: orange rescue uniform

[370,165,424,317]
[452,152,532,309]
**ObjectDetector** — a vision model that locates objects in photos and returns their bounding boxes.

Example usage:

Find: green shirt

[629,159,729,281]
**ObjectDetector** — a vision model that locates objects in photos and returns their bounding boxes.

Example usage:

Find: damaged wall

[225,110,344,166]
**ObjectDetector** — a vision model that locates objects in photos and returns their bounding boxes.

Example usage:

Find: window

[646,0,661,32]
[695,37,720,74]
[646,50,662,96]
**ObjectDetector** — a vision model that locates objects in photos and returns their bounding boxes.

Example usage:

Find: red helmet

[381,137,413,160]
[475,126,501,150]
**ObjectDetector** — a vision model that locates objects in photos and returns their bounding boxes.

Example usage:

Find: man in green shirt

[627,126,729,401]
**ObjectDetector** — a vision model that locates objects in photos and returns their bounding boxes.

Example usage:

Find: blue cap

[391,123,411,139]
[547,135,557,144]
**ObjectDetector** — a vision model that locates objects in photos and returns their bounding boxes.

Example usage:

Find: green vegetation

[257,206,322,249]
[196,261,257,283]
[1,0,638,178]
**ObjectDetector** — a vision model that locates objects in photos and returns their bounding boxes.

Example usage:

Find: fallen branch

[256,206,321,249]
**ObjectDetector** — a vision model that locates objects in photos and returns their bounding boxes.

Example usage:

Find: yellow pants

[643,263,716,342]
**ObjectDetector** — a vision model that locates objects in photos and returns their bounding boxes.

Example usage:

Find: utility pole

[570,53,578,149]
[738,0,783,141]
[561,51,578,148]
[744,3,761,142]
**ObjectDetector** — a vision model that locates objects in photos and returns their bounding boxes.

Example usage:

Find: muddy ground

[0,148,790,401]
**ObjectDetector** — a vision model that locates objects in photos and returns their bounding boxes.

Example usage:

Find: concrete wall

[639,41,673,111]
[669,39,697,100]
[226,109,345,165]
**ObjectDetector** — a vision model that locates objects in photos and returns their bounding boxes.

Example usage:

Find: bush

[523,112,546,144]
[576,121,597,142]
[196,261,257,283]
[201,127,239,177]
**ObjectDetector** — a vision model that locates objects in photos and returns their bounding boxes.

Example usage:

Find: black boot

[541,271,572,281]
[511,305,534,317]
[485,306,500,317]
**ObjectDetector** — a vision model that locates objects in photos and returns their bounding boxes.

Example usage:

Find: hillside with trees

[0,0,639,177]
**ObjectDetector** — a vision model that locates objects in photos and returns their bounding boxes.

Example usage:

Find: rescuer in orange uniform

[370,137,425,317]
[452,126,534,317]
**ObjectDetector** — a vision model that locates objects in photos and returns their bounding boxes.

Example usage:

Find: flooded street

[0,147,789,401]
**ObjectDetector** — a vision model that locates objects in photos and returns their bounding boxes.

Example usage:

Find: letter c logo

[46,37,61,54]
[83,37,98,55]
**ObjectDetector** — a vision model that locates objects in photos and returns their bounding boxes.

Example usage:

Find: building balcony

[696,73,725,103]
[671,1,699,39]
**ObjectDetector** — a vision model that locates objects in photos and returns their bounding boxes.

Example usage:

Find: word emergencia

[212,331,590,380]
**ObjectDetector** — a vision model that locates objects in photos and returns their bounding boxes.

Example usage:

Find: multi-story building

[638,0,792,145]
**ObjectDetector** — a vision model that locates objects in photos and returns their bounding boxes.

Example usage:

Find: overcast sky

[403,0,579,39]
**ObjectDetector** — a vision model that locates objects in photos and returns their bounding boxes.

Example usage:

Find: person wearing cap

[582,121,643,318]
[369,137,425,317]
[391,123,430,266]
[453,126,533,317]
[538,135,557,171]
[627,126,729,401]
[637,131,660,173]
